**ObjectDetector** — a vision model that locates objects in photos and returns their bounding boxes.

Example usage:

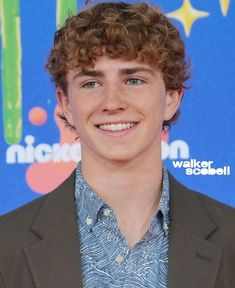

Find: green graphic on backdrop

[0,0,22,144]
[57,0,77,27]
[0,0,77,144]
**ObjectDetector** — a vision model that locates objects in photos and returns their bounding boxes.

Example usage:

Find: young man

[0,2,235,288]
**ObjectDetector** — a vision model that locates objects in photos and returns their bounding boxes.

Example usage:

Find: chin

[98,148,142,163]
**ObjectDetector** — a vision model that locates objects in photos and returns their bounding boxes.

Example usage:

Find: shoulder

[0,169,76,252]
[168,172,235,248]
[168,171,235,221]
[0,193,49,281]
[194,189,235,223]
[0,193,48,249]
[191,189,235,249]
[168,172,235,272]
[167,173,235,287]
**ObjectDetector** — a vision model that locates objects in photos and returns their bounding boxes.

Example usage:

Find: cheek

[138,93,166,117]
[69,97,97,125]
[66,97,82,127]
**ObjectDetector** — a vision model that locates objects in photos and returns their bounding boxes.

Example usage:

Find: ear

[164,88,184,121]
[56,87,74,126]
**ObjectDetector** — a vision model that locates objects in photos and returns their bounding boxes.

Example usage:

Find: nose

[101,85,128,113]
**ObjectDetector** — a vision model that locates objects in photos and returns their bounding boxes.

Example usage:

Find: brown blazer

[0,171,235,288]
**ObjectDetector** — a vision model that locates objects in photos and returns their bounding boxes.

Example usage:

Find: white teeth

[99,123,136,131]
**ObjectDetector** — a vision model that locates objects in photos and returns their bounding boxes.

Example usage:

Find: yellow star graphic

[167,0,210,37]
[219,0,231,16]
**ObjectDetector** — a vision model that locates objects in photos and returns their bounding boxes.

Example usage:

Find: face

[57,56,182,164]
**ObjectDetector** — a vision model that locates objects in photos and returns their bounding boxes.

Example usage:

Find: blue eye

[126,78,144,85]
[82,81,101,89]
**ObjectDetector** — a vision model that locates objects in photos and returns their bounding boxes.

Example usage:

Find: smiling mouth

[97,122,138,131]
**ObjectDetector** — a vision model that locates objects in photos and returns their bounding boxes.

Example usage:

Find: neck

[80,146,164,248]
[81,149,163,215]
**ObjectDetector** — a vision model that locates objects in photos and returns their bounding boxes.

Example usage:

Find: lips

[97,122,137,131]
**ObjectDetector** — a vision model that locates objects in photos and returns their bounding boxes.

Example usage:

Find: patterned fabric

[75,162,170,288]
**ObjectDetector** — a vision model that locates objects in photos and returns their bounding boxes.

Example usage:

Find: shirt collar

[75,162,170,234]
[75,162,105,231]
[158,166,170,236]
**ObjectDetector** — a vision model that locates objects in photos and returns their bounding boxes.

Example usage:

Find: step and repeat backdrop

[0,0,234,215]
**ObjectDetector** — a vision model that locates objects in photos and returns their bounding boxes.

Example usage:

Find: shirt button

[103,208,112,217]
[163,222,169,231]
[115,254,124,263]
[86,217,93,225]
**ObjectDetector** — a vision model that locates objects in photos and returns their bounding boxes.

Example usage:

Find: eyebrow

[72,70,104,80]
[120,67,155,76]
[72,66,155,80]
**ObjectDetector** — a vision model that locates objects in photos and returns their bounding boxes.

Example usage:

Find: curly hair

[46,1,190,130]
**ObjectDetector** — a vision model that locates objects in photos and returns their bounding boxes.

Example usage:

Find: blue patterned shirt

[75,162,170,288]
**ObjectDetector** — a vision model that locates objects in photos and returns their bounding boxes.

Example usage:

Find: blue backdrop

[0,0,234,215]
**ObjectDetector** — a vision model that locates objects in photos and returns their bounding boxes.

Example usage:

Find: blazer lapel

[24,171,83,288]
[167,174,223,288]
